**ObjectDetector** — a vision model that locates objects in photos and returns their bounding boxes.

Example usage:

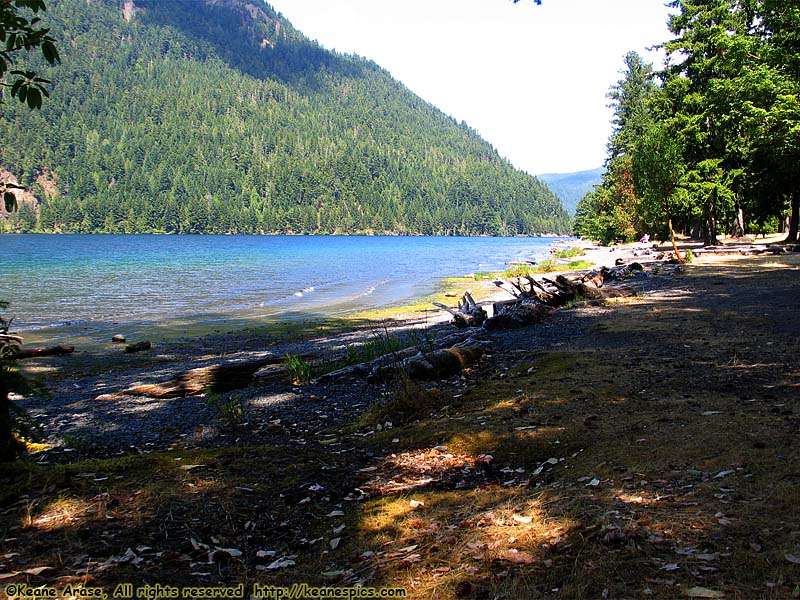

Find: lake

[0,234,567,342]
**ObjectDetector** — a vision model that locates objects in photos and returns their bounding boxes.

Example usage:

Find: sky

[267,0,675,176]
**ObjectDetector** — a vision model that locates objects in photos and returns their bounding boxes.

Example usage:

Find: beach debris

[366,337,491,382]
[9,344,75,359]
[318,331,486,383]
[433,290,487,327]
[482,271,637,330]
[95,353,317,399]
[124,340,152,353]
[112,334,126,343]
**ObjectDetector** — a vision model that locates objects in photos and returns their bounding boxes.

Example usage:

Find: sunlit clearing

[361,447,492,495]
[28,497,96,530]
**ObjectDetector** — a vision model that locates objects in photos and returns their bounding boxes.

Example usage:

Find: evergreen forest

[574,0,800,246]
[0,0,571,236]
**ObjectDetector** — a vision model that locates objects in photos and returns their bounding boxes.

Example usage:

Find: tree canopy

[575,0,800,245]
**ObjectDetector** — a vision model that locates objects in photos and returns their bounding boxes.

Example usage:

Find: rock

[112,334,126,343]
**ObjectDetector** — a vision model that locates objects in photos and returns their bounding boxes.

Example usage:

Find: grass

[553,247,586,259]
[502,259,595,278]
[285,353,313,384]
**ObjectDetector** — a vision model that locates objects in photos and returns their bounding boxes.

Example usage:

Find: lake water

[0,234,567,342]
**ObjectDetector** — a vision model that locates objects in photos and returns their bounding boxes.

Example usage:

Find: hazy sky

[267,0,674,175]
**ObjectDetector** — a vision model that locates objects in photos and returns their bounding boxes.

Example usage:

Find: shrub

[0,302,40,461]
[206,391,246,431]
[285,354,313,384]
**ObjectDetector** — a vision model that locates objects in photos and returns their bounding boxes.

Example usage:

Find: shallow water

[1,234,567,343]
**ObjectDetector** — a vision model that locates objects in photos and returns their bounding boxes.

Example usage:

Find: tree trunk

[785,189,799,243]
[669,218,685,263]
[730,206,745,238]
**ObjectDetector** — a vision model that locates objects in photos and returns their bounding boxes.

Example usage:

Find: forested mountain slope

[0,0,570,235]
[539,168,604,216]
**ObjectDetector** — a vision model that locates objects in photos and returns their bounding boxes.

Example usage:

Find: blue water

[0,234,566,337]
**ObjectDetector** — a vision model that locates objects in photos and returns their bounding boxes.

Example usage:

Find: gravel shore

[15,242,681,461]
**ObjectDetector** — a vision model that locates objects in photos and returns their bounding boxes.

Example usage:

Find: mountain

[0,0,571,236]
[538,168,604,216]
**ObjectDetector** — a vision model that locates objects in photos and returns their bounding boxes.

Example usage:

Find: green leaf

[26,86,41,109]
[41,40,59,64]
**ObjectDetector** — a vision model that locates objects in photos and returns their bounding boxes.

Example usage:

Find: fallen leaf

[513,515,533,524]
[713,469,735,479]
[696,553,719,561]
[321,569,348,578]
[786,554,800,565]
[326,510,345,518]
[330,537,341,550]
[499,549,536,565]
[685,586,725,598]
[265,557,295,570]
[409,499,425,508]
[25,566,54,576]
[179,464,206,471]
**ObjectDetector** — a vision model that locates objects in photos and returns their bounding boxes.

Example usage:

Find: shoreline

[4,239,800,598]
[7,234,571,350]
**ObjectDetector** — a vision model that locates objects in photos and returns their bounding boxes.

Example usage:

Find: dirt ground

[1,249,798,600]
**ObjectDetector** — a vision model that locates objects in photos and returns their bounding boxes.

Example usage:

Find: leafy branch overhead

[0,0,60,109]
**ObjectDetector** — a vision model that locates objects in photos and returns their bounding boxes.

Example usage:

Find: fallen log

[483,300,551,330]
[10,344,75,360]
[434,290,487,327]
[367,337,491,383]
[318,331,474,383]
[96,354,315,400]
[125,340,152,353]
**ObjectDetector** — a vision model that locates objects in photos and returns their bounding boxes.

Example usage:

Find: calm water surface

[0,234,567,342]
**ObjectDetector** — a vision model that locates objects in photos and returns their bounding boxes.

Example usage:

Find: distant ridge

[0,0,571,236]
[539,168,604,216]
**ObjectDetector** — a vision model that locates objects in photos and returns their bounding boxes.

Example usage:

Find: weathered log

[0,333,24,345]
[318,331,474,383]
[434,290,487,328]
[367,338,490,382]
[96,354,316,400]
[483,300,551,330]
[125,340,152,353]
[11,344,75,360]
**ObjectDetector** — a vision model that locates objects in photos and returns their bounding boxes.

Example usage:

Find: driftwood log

[484,301,550,331]
[95,353,315,400]
[366,337,490,383]
[433,290,487,327]
[318,331,486,383]
[481,269,639,330]
[10,344,75,360]
[125,340,152,353]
